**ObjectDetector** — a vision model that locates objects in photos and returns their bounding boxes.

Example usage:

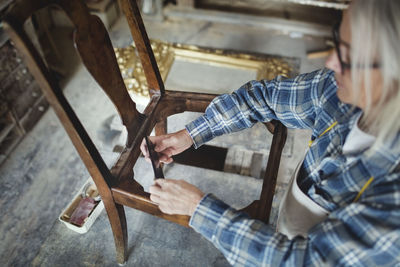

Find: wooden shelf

[0,40,49,165]
[0,111,15,142]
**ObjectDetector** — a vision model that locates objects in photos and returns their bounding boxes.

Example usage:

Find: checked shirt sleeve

[189,178,400,266]
[185,68,337,148]
[189,194,309,266]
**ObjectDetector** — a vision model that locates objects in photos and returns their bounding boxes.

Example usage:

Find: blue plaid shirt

[185,68,400,266]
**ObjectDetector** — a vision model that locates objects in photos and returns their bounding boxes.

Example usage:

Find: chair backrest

[2,0,154,192]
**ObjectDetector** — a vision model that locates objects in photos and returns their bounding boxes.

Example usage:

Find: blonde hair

[350,0,400,154]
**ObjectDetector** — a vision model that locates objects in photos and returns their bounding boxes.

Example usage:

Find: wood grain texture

[112,178,190,227]
[3,0,130,264]
[72,14,142,146]
[120,0,165,96]
[4,0,288,263]
[240,121,287,222]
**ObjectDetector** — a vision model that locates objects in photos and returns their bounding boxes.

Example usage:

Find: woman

[141,0,400,265]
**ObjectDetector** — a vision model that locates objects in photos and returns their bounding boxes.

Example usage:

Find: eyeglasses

[332,22,380,74]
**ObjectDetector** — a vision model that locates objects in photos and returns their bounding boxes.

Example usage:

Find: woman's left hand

[149,179,205,216]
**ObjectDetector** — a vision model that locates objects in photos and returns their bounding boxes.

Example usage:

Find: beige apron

[276,120,375,239]
[276,153,329,240]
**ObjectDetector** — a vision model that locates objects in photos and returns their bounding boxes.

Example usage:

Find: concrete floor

[0,10,327,267]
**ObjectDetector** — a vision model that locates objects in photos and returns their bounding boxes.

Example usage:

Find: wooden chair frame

[4,0,287,264]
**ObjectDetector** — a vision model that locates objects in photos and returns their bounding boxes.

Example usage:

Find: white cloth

[342,113,376,155]
[276,152,329,240]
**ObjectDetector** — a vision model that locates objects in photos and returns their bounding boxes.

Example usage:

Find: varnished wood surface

[112,179,190,227]
[120,0,165,95]
[257,121,287,220]
[4,0,288,264]
[73,14,142,146]
[240,121,287,221]
[4,0,134,263]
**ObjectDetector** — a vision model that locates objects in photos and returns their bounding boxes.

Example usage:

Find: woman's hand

[149,179,205,216]
[140,129,193,164]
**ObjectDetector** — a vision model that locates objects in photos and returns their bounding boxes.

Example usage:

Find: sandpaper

[69,197,97,226]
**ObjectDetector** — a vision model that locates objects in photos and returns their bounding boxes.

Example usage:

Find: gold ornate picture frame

[115,40,299,98]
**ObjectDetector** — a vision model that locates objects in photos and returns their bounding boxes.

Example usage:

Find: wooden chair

[3,0,287,264]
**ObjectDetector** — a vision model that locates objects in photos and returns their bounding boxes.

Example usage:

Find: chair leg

[103,200,128,265]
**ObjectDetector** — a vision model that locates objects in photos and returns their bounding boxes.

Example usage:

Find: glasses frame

[332,22,380,74]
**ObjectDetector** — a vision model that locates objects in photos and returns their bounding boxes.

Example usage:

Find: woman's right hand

[140,129,194,164]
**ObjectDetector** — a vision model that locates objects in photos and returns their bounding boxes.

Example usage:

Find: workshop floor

[0,10,326,267]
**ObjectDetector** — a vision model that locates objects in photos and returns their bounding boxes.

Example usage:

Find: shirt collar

[363,145,400,178]
[336,105,400,178]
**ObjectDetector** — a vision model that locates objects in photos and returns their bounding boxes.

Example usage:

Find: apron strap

[353,176,374,202]
[306,121,376,201]
[308,121,338,147]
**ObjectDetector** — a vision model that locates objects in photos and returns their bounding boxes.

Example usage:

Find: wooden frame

[3,0,287,264]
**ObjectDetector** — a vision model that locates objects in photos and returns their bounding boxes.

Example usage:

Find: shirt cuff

[189,193,230,241]
[185,116,214,149]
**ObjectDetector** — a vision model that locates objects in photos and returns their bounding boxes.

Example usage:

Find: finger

[159,147,176,162]
[149,184,163,195]
[163,157,174,164]
[154,138,169,153]
[150,193,161,204]
[148,135,163,143]
[154,179,165,187]
[163,148,175,158]
[154,178,168,188]
[159,153,172,163]
[158,204,173,215]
